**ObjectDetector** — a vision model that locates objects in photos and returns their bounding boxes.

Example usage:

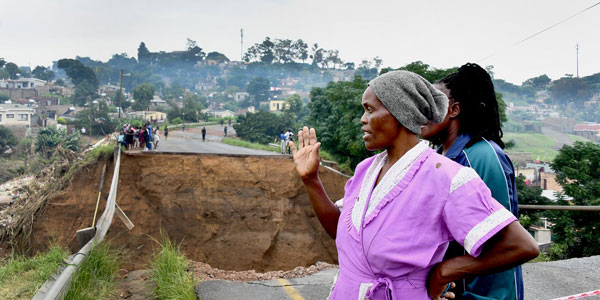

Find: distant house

[99,84,121,98]
[0,103,35,127]
[150,95,169,109]
[268,100,288,112]
[127,111,167,122]
[234,92,249,102]
[0,78,47,89]
[573,123,600,142]
[34,96,60,107]
[204,109,235,119]
[195,78,217,92]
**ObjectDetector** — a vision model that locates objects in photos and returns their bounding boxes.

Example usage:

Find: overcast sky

[1,0,599,84]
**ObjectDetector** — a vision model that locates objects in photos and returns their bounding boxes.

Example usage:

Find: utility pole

[240,28,244,61]
[576,43,579,78]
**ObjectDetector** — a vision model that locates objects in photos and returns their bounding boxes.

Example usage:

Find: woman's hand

[427,264,456,300]
[290,126,321,181]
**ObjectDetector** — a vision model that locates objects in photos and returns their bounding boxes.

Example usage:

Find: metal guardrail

[33,146,122,300]
[519,205,600,212]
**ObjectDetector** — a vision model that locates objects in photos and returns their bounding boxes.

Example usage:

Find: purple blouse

[329,142,516,300]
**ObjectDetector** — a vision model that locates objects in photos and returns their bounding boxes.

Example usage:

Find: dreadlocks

[437,63,505,149]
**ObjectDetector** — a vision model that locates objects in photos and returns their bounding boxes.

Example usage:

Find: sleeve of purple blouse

[442,167,517,257]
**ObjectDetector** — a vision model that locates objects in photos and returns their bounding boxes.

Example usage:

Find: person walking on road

[224,126,228,137]
[284,129,294,154]
[289,70,538,300]
[202,127,207,141]
[280,130,286,154]
[164,126,169,140]
[182,123,185,132]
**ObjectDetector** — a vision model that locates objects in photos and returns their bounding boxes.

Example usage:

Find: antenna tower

[576,43,579,78]
[240,29,244,61]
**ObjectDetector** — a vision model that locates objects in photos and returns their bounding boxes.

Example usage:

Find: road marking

[276,278,305,300]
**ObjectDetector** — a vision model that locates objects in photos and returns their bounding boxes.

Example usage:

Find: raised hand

[290,126,321,181]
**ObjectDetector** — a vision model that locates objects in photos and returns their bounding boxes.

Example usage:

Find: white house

[0,78,47,89]
[0,103,35,127]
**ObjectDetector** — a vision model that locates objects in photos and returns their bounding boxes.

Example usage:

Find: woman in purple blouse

[290,70,538,300]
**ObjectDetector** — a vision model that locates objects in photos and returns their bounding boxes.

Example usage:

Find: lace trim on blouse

[449,167,480,193]
[351,141,429,233]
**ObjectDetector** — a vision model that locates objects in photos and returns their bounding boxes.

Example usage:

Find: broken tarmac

[196,255,600,300]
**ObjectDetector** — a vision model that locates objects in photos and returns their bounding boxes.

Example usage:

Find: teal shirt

[442,134,522,300]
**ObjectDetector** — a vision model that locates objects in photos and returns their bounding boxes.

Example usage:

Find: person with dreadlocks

[421,63,523,300]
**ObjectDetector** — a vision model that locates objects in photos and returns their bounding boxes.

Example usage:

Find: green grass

[503,132,558,161]
[567,134,592,143]
[64,242,120,300]
[0,246,69,299]
[150,235,196,300]
[83,144,115,164]
[222,137,280,153]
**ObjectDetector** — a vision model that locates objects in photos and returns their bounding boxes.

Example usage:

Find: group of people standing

[290,63,539,300]
[280,129,294,154]
[118,123,162,151]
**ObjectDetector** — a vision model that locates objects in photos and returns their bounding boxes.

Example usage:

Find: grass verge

[0,245,69,299]
[503,132,558,161]
[64,242,120,300]
[150,235,196,300]
[222,137,280,153]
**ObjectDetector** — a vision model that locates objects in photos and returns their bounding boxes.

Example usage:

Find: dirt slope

[31,152,348,272]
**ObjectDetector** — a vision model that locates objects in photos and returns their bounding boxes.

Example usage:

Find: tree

[397,61,458,83]
[274,39,294,63]
[515,174,552,229]
[57,58,99,88]
[0,58,5,68]
[71,80,97,107]
[0,125,17,154]
[310,43,325,68]
[137,42,151,63]
[35,126,81,158]
[132,83,155,111]
[0,93,9,103]
[32,66,55,81]
[548,77,593,107]
[284,94,304,120]
[547,142,600,258]
[205,52,230,63]
[247,77,270,104]
[4,62,20,79]
[307,76,370,169]
[522,74,551,91]
[233,111,294,144]
[294,39,309,63]
[258,37,275,64]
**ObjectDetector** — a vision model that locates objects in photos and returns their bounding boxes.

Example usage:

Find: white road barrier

[550,289,600,300]
[32,147,121,300]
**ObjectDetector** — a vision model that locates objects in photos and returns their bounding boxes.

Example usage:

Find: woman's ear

[448,102,461,118]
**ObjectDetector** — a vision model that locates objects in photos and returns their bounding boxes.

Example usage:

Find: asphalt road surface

[155,124,283,156]
[197,256,600,300]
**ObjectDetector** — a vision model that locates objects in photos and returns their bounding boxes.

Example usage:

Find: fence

[32,146,121,300]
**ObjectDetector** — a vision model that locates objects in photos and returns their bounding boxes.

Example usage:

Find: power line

[478,1,600,62]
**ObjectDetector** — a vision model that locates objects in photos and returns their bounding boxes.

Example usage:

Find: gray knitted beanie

[368,71,449,134]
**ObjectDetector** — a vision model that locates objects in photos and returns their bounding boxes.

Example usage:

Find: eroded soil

[29,152,348,272]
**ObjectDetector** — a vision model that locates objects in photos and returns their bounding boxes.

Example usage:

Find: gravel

[523,256,600,299]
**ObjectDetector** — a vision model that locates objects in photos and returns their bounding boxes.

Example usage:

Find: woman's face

[420,83,454,140]
[360,87,401,151]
